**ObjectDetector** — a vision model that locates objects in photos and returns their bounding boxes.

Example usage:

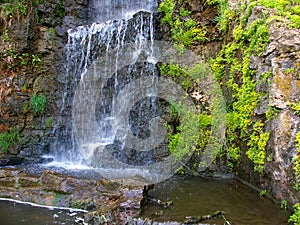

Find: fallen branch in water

[147,197,173,208]
[183,210,228,224]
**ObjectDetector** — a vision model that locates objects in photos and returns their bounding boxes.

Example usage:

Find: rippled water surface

[0,201,85,225]
[143,176,291,225]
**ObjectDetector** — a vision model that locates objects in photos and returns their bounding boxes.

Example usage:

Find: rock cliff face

[0,0,89,163]
[240,7,300,204]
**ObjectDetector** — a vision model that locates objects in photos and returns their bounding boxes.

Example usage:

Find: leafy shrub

[30,92,47,114]
[158,0,209,52]
[0,128,20,153]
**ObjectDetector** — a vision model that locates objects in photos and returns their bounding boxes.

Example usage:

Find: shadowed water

[0,176,291,225]
[0,201,85,225]
[143,176,291,225]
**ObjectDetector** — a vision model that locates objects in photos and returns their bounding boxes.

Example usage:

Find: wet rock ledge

[0,168,146,224]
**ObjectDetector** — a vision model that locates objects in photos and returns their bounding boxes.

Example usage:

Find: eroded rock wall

[242,8,300,204]
[0,0,89,163]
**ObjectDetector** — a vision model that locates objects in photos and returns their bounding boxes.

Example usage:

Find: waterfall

[69,12,160,163]
[47,1,174,180]
[89,0,157,23]
[47,0,206,183]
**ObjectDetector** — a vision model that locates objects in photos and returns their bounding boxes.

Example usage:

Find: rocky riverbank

[0,168,146,224]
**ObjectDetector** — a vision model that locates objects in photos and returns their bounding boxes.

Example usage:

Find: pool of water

[0,201,85,225]
[142,176,291,225]
[0,175,291,225]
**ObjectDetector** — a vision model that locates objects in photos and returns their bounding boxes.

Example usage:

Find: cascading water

[89,0,158,23]
[46,0,211,183]
[45,0,177,181]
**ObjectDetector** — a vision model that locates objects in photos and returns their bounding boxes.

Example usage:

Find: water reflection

[143,176,291,225]
[0,201,85,225]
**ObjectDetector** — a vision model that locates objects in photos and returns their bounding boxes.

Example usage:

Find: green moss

[2,48,41,70]
[3,29,10,42]
[259,189,267,196]
[257,0,300,29]
[167,104,200,160]
[54,0,65,18]
[291,102,300,115]
[159,63,194,91]
[45,117,53,128]
[215,0,239,32]
[158,0,209,52]
[246,121,270,173]
[258,0,290,12]
[158,0,175,25]
[266,105,279,121]
[0,0,41,22]
[162,62,225,169]
[293,132,300,181]
[210,1,273,172]
[30,92,47,115]
[292,5,300,15]
[0,128,20,153]
[289,203,300,224]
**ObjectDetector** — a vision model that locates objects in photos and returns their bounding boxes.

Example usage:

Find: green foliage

[48,27,56,39]
[158,0,175,25]
[31,54,41,67]
[197,113,212,150]
[246,121,270,173]
[259,189,267,196]
[175,167,186,175]
[285,67,296,75]
[211,3,272,172]
[0,0,41,22]
[160,63,194,91]
[281,200,288,210]
[215,0,238,31]
[54,0,65,18]
[163,62,225,170]
[19,53,29,66]
[167,102,200,160]
[158,0,208,52]
[289,203,300,224]
[266,106,279,121]
[30,92,47,114]
[291,101,300,115]
[257,0,300,29]
[2,48,41,69]
[45,117,53,128]
[179,7,191,17]
[206,0,219,5]
[260,70,273,81]
[0,128,20,153]
[293,132,300,182]
[258,0,290,12]
[3,29,10,41]
[23,102,29,113]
